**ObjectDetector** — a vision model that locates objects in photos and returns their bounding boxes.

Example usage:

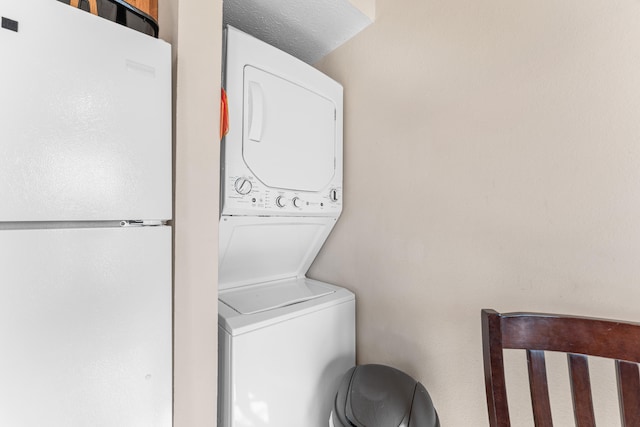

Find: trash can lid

[332,364,440,427]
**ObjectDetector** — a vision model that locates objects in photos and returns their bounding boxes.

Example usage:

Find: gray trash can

[331,364,440,427]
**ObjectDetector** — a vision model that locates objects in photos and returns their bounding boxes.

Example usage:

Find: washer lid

[218,278,355,336]
[220,279,335,315]
[242,65,336,192]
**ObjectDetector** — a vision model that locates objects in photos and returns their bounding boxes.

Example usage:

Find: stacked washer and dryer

[217,27,356,427]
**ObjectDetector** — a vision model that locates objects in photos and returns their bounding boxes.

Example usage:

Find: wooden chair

[481,309,640,427]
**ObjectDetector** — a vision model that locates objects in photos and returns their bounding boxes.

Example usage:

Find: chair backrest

[481,309,640,427]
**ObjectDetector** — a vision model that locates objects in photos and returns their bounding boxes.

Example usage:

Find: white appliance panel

[219,27,353,427]
[0,227,172,426]
[219,216,336,290]
[222,26,343,217]
[243,66,336,192]
[218,298,355,427]
[218,278,355,336]
[0,0,171,222]
[219,279,334,315]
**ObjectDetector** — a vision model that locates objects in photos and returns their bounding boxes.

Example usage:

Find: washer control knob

[292,197,302,208]
[329,189,339,202]
[234,178,252,195]
[276,196,288,208]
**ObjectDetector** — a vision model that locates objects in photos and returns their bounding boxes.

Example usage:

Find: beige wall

[311,0,640,424]
[159,0,222,426]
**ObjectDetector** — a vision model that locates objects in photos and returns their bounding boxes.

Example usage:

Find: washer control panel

[223,173,342,216]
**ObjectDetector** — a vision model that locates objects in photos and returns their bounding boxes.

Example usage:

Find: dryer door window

[242,66,336,192]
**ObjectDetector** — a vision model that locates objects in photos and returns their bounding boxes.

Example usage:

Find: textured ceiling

[223,0,373,64]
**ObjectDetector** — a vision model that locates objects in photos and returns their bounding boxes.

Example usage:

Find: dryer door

[242,66,337,192]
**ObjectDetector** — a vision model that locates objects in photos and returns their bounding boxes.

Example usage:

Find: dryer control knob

[276,196,288,208]
[292,197,302,208]
[234,178,252,195]
[329,189,339,202]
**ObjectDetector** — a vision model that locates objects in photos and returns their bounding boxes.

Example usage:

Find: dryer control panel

[222,172,342,217]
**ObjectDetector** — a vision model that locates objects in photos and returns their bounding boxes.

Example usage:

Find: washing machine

[218,27,355,427]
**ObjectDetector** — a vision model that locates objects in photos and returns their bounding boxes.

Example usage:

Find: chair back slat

[616,360,640,427]
[482,308,511,427]
[482,309,640,427]
[526,349,553,426]
[567,354,595,427]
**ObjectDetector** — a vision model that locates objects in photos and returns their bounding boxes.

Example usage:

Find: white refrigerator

[0,1,172,426]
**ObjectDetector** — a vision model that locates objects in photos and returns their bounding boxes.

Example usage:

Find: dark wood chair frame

[482,309,640,427]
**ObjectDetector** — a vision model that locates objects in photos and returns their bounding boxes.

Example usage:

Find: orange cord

[220,88,229,141]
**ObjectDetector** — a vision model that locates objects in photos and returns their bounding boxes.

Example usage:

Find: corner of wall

[348,0,375,21]
[168,0,223,425]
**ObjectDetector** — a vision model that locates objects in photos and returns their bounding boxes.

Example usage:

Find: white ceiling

[223,0,373,64]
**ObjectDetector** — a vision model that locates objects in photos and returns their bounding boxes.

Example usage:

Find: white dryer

[218,27,355,427]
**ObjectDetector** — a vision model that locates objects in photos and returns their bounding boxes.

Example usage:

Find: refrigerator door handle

[120,220,166,227]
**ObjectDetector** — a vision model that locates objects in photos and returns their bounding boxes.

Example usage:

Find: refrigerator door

[0,0,171,222]
[0,227,172,427]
